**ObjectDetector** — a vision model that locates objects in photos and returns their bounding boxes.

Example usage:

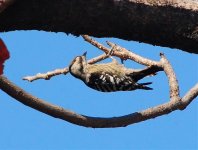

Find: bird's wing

[86,62,125,75]
[86,71,136,92]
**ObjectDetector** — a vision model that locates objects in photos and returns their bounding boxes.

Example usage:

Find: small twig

[23,53,111,82]
[81,35,110,54]
[23,68,69,82]
[87,53,109,64]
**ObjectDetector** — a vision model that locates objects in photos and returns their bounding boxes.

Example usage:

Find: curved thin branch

[0,75,197,128]
[159,53,180,102]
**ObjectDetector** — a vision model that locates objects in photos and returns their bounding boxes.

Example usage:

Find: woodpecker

[69,52,159,92]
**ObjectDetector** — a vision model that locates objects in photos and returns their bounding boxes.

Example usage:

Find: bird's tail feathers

[138,82,153,90]
[128,66,162,82]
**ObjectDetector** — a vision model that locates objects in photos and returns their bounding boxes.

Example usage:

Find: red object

[0,38,10,75]
[0,0,5,6]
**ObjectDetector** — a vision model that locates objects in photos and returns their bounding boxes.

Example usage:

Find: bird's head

[69,52,87,80]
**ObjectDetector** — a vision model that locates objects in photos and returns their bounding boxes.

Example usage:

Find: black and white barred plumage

[69,52,156,92]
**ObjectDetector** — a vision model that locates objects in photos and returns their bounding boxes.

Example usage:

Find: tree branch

[159,53,180,102]
[0,0,198,54]
[0,75,197,128]
[82,35,160,66]
[179,83,198,110]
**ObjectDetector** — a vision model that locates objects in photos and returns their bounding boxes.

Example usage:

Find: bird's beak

[82,51,87,56]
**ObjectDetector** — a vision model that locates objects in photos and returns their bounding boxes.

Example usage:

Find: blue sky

[0,31,197,150]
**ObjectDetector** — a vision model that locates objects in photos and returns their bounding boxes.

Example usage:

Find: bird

[69,52,160,92]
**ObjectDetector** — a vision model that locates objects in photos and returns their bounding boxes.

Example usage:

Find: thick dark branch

[0,0,15,13]
[0,0,198,54]
[0,75,197,128]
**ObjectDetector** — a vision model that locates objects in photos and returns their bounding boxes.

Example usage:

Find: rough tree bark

[0,0,14,13]
[0,0,198,54]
